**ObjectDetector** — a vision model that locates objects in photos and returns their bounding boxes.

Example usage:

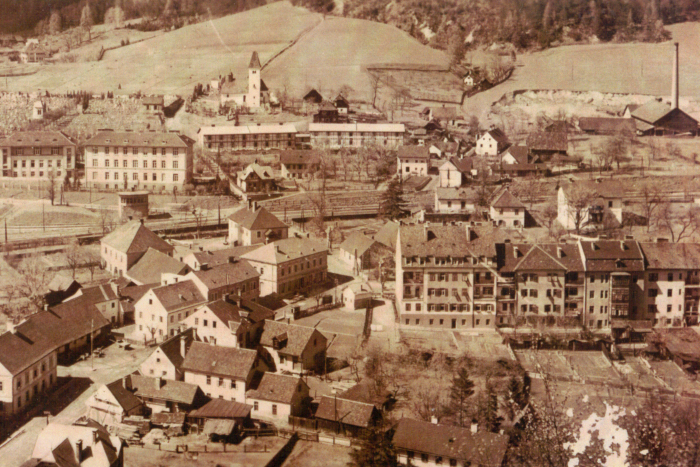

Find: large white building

[220,51,265,109]
[84,131,193,192]
[0,131,77,181]
[198,123,298,151]
[308,123,404,149]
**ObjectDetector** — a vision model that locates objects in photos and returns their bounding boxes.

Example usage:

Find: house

[259,320,327,373]
[393,418,509,467]
[118,283,157,323]
[526,132,568,161]
[100,219,174,276]
[134,280,207,342]
[20,42,50,63]
[240,237,328,296]
[139,328,195,380]
[170,259,261,301]
[181,245,260,271]
[246,373,310,422]
[180,298,273,348]
[630,99,698,136]
[142,96,164,112]
[315,396,380,438]
[429,141,460,159]
[219,51,266,109]
[557,180,623,232]
[434,187,479,213]
[374,221,400,250]
[429,107,461,126]
[0,130,77,180]
[578,117,636,135]
[438,157,472,188]
[198,124,297,151]
[85,376,144,427]
[63,283,121,325]
[188,398,253,438]
[342,283,373,310]
[44,274,82,307]
[280,150,321,180]
[32,100,46,120]
[475,128,509,158]
[302,89,324,105]
[338,232,386,273]
[28,421,123,467]
[125,248,189,286]
[130,374,203,413]
[236,163,275,193]
[397,145,430,177]
[228,202,289,246]
[181,342,261,402]
[314,101,344,123]
[45,297,112,361]
[497,145,545,178]
[490,188,525,228]
[308,123,405,149]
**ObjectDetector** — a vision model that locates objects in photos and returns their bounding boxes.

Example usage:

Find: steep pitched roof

[439,157,472,174]
[491,189,525,209]
[249,51,261,69]
[189,398,252,419]
[238,163,274,181]
[259,320,324,357]
[580,240,645,272]
[393,418,509,467]
[191,261,260,290]
[151,280,206,311]
[130,375,200,404]
[246,373,305,404]
[503,145,529,164]
[241,238,327,265]
[190,245,260,268]
[639,242,700,270]
[200,299,251,326]
[105,377,143,413]
[315,396,377,428]
[181,342,257,380]
[126,248,188,285]
[31,422,120,467]
[397,145,430,160]
[631,100,672,124]
[155,327,196,371]
[481,128,509,144]
[435,187,479,202]
[374,221,399,249]
[227,206,287,231]
[339,232,377,257]
[3,131,75,147]
[0,321,56,375]
[527,131,567,151]
[514,245,566,271]
[101,221,173,255]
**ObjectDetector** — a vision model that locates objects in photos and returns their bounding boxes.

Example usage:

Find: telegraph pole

[90,319,94,371]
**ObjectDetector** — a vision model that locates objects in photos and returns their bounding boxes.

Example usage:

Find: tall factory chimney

[672,42,679,109]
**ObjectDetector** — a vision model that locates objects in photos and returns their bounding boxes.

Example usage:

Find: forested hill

[294,0,700,55]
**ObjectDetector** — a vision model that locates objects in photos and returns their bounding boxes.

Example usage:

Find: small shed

[342,283,373,310]
[303,89,323,104]
[315,396,381,438]
[188,398,253,440]
[142,96,164,112]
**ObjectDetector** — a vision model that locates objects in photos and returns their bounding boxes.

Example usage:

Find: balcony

[498,292,516,300]
[686,277,700,287]
[565,295,583,302]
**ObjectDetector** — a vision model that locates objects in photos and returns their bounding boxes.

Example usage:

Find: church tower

[248,51,261,108]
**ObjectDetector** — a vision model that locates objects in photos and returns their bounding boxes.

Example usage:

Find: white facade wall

[438,166,462,188]
[490,206,524,227]
[0,351,57,416]
[475,133,499,157]
[250,399,290,422]
[140,347,180,380]
[184,371,247,402]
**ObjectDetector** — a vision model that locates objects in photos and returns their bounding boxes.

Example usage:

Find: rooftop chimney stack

[75,440,83,463]
[672,42,679,110]
[180,335,186,358]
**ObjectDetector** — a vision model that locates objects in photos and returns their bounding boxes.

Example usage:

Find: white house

[557,181,623,231]
[228,202,289,246]
[85,376,144,427]
[259,320,327,374]
[139,328,195,381]
[397,146,430,177]
[134,280,206,342]
[434,187,479,213]
[29,422,123,467]
[338,232,385,273]
[342,283,373,310]
[100,220,174,277]
[490,189,526,228]
[438,157,472,188]
[166,259,261,302]
[475,128,509,158]
[246,373,310,423]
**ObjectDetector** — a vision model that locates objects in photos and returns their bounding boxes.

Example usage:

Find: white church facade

[220,51,268,110]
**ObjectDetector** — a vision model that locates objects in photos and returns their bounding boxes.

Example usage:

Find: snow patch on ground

[564,402,629,467]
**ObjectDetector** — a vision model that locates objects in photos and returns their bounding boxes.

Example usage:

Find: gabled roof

[639,242,700,270]
[189,245,260,268]
[580,240,645,272]
[181,342,257,380]
[189,398,252,419]
[502,145,529,165]
[48,274,80,293]
[515,245,566,271]
[631,100,672,124]
[101,221,173,255]
[85,131,189,148]
[154,327,196,371]
[259,320,324,357]
[151,280,206,311]
[3,131,75,147]
[238,163,274,181]
[435,187,479,202]
[241,237,327,265]
[249,51,261,69]
[399,224,471,258]
[228,206,287,231]
[527,131,567,151]
[246,373,305,404]
[31,422,121,467]
[127,248,188,285]
[439,157,472,173]
[75,283,118,302]
[579,117,636,134]
[374,221,400,249]
[198,299,253,326]
[319,101,336,112]
[499,243,584,273]
[397,145,430,160]
[333,94,349,107]
[491,189,525,209]
[339,232,377,257]
[393,418,508,467]
[479,128,509,144]
[105,377,143,413]
[131,374,200,405]
[279,150,321,165]
[0,320,56,375]
[190,260,260,290]
[315,396,377,428]
[303,89,323,102]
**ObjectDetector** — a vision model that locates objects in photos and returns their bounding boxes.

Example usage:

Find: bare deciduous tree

[655,202,700,243]
[563,184,598,235]
[640,181,663,231]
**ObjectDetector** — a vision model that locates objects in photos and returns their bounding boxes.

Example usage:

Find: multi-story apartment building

[241,237,328,296]
[198,123,297,151]
[396,224,500,330]
[165,259,261,301]
[0,131,77,180]
[84,131,193,191]
[308,123,405,149]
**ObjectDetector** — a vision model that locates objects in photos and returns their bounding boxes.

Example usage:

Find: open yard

[282,440,353,467]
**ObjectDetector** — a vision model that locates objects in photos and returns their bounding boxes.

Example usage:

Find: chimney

[93,430,99,445]
[471,423,478,434]
[140,218,144,225]
[672,42,679,110]
[155,376,162,389]
[513,247,519,258]
[557,247,563,258]
[7,319,16,334]
[430,415,438,424]
[122,375,132,390]
[180,335,187,358]
[247,199,252,209]
[75,440,83,463]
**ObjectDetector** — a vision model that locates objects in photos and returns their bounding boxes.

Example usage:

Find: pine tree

[478,379,503,433]
[379,177,407,220]
[348,425,397,467]
[48,10,62,35]
[80,3,94,41]
[447,367,475,427]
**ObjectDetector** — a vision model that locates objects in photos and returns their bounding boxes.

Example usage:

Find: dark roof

[339,379,391,409]
[640,243,700,270]
[249,51,261,69]
[333,94,349,107]
[397,145,430,160]
[142,96,164,106]
[237,298,276,322]
[2,131,75,147]
[339,232,377,257]
[227,206,288,231]
[491,189,525,209]
[527,131,567,152]
[189,398,253,419]
[503,145,529,164]
[85,131,188,148]
[435,187,479,202]
[631,100,672,124]
[151,412,186,425]
[444,156,472,173]
[499,243,584,273]
[78,283,118,302]
[657,328,700,362]
[482,128,509,144]
[393,418,509,466]
[131,375,200,405]
[259,320,324,357]
[241,237,327,265]
[246,373,305,404]
[190,245,260,268]
[579,117,636,134]
[155,328,196,371]
[181,342,257,380]
[127,248,188,285]
[200,299,274,326]
[315,396,377,428]
[303,89,323,102]
[580,240,645,272]
[151,280,206,311]
[120,283,158,305]
[279,150,321,165]
[105,377,143,413]
[101,221,173,255]
[374,221,399,249]
[0,320,56,375]
[191,261,260,290]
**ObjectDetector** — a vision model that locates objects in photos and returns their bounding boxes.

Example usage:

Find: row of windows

[11,147,71,156]
[12,159,64,168]
[521,304,563,313]
[649,288,683,298]
[89,147,179,156]
[205,375,237,389]
[12,171,62,178]
[649,272,686,282]
[14,355,54,391]
[405,317,491,328]
[404,303,493,313]
[92,172,179,182]
[93,159,179,169]
[648,304,683,313]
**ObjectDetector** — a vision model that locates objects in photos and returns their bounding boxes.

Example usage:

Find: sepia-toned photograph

[0,0,699,465]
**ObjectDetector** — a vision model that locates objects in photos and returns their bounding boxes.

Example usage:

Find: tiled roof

[579,117,636,133]
[640,243,700,270]
[246,373,305,404]
[631,100,672,124]
[241,237,327,265]
[491,189,525,209]
[227,206,287,231]
[397,145,430,160]
[199,299,250,326]
[527,131,567,151]
[580,240,644,260]
[156,328,196,371]
[105,377,143,412]
[31,422,120,467]
[400,224,470,258]
[481,128,509,144]
[392,418,509,466]
[435,187,479,202]
[374,221,399,249]
[339,232,377,257]
[85,131,189,147]
[131,374,200,405]
[499,243,584,273]
[199,123,297,136]
[259,320,324,357]
[127,248,188,285]
[309,123,405,133]
[101,221,173,255]
[315,396,376,428]
[502,145,529,165]
[189,398,252,419]
[191,260,260,291]
[279,150,321,165]
[2,131,75,147]
[181,342,257,380]
[0,320,56,375]
[238,163,274,181]
[120,283,158,305]
[237,298,276,323]
[151,280,206,311]
[190,245,260,268]
[514,245,566,271]
[75,283,118,302]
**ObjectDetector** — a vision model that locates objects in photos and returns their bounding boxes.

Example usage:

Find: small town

[1,1,700,466]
